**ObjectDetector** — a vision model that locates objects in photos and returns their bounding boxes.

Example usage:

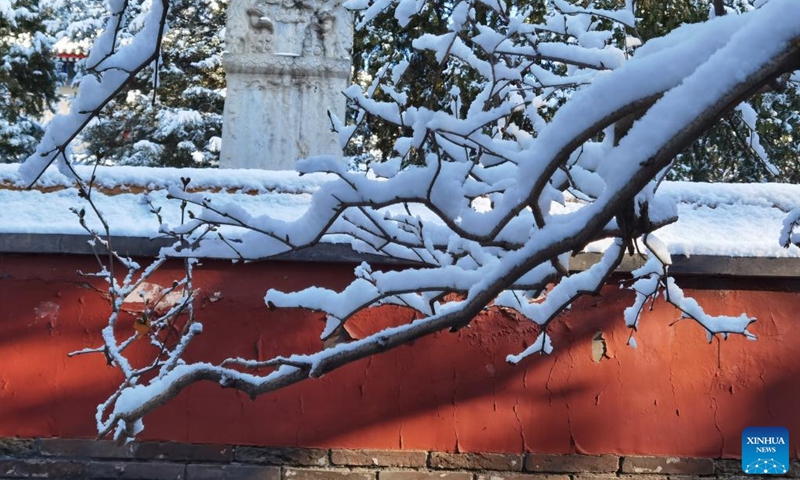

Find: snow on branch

[623,235,755,348]
[19,0,169,185]
[20,0,800,440]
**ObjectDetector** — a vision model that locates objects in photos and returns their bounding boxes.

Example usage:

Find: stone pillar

[220,0,352,170]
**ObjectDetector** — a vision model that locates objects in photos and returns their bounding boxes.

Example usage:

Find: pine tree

[79,0,225,167]
[56,0,800,178]
[347,0,457,163]
[43,0,107,46]
[0,0,58,163]
[347,0,554,166]
[349,0,800,182]
[635,0,800,182]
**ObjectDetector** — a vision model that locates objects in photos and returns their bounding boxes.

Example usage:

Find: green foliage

[633,0,800,183]
[0,0,58,163]
[349,0,800,183]
[670,84,800,183]
[634,0,708,41]
[80,0,225,167]
[347,0,551,165]
[50,0,800,180]
[347,0,452,162]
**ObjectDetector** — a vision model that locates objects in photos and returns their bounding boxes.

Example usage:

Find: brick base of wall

[0,438,796,479]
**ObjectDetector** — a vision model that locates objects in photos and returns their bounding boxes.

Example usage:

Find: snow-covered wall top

[2,164,799,259]
[0,164,332,194]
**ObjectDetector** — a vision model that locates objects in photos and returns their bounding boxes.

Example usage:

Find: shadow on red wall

[0,254,798,458]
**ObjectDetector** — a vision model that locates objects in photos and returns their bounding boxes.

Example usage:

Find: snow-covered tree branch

[19,0,800,441]
[19,0,169,182]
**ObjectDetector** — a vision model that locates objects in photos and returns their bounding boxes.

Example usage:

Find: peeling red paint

[0,254,799,457]
[122,281,197,314]
[33,301,60,336]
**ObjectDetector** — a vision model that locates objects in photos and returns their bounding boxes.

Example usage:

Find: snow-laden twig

[19,0,170,185]
[623,235,755,347]
[63,173,203,440]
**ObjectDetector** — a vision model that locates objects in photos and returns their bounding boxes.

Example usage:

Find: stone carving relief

[221,0,353,169]
[304,0,353,59]
[222,72,345,169]
[226,0,352,59]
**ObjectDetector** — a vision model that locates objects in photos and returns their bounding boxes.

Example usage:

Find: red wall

[1,254,798,458]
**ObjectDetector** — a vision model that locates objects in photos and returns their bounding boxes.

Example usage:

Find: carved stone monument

[220,0,353,169]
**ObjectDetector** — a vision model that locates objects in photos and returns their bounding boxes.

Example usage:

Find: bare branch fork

[66,176,202,441]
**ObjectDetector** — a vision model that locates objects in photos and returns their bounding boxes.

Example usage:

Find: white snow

[574,181,800,258]
[0,163,332,193]
[506,332,553,364]
[2,164,800,260]
[52,36,91,56]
